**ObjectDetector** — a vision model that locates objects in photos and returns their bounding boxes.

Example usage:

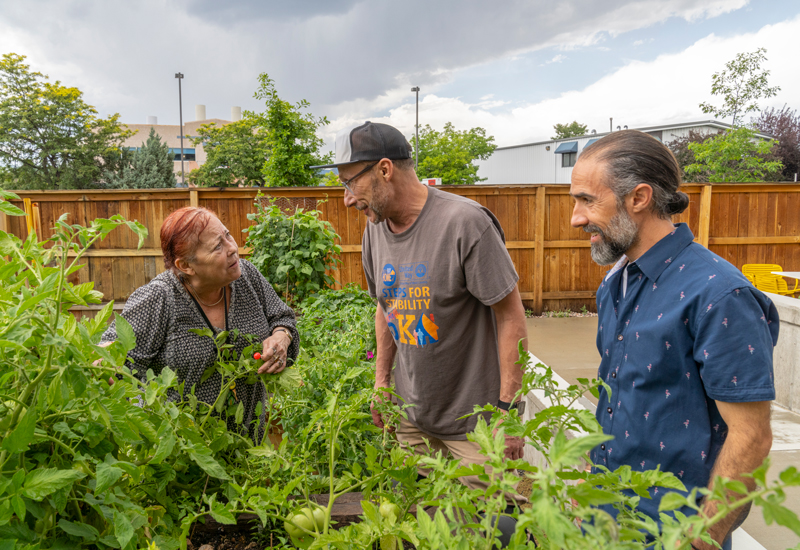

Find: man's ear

[378,158,394,182]
[174,257,195,277]
[629,183,654,214]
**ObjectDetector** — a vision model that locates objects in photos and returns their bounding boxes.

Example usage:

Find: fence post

[189,189,199,208]
[532,186,546,315]
[697,184,712,248]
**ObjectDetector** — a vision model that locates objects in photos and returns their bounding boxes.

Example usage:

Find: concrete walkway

[526,317,800,550]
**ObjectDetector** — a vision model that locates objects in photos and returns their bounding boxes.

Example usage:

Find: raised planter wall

[769,293,800,412]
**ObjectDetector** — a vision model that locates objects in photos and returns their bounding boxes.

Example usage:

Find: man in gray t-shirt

[312,122,529,484]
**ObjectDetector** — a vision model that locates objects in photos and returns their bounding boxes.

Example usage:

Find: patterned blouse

[101,259,299,441]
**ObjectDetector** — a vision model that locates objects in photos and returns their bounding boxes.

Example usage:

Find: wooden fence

[2,184,799,315]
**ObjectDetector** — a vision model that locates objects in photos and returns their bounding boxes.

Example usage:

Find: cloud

[0,0,750,126]
[325,15,800,148]
[544,54,567,65]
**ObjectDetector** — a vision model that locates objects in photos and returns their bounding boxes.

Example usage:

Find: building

[120,105,242,180]
[475,120,773,184]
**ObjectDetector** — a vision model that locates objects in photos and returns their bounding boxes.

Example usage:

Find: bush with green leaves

[244,197,341,307]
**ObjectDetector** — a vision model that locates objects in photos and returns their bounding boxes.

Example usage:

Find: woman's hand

[257,330,292,374]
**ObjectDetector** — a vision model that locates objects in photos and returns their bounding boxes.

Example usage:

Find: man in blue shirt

[570,130,778,549]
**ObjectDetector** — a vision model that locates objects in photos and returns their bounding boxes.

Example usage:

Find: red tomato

[254,352,262,360]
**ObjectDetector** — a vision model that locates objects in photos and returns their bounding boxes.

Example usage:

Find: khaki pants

[395,418,527,506]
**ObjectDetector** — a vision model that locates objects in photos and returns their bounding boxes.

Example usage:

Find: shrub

[244,197,341,307]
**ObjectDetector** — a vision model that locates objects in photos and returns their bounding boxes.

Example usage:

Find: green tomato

[284,509,315,538]
[379,501,401,521]
[312,507,326,529]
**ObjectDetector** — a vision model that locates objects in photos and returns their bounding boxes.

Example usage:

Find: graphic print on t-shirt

[382,261,439,347]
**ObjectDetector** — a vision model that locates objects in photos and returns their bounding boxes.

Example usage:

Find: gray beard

[586,208,640,266]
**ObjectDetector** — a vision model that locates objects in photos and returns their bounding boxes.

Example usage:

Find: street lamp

[410,87,420,170]
[175,72,185,186]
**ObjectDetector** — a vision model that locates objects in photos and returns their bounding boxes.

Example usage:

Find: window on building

[562,152,577,168]
[168,148,196,162]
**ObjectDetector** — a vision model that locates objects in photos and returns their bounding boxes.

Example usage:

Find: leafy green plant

[245,197,342,307]
[252,73,332,188]
[188,117,269,188]
[297,285,376,356]
[686,127,783,183]
[413,122,496,185]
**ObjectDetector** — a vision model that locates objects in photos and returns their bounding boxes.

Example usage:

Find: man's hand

[371,385,395,432]
[494,412,525,460]
[503,434,524,460]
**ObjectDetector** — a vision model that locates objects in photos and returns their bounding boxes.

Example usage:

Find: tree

[551,121,588,140]
[699,48,781,127]
[413,122,496,185]
[252,74,331,187]
[685,127,783,183]
[0,53,132,190]
[666,130,722,183]
[104,128,176,189]
[752,105,800,181]
[188,117,269,187]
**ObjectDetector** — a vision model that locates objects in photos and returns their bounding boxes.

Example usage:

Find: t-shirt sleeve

[362,229,377,299]
[100,282,171,378]
[693,287,778,402]
[463,216,519,306]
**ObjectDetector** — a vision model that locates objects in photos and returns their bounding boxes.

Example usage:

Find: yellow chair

[743,264,799,295]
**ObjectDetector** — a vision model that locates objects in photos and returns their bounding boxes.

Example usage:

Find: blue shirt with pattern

[591,223,778,523]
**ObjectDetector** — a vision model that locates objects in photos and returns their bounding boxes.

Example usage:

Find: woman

[101,206,299,441]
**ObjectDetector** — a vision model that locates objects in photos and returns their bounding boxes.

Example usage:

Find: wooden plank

[708,236,800,245]
[0,211,8,234]
[532,187,546,315]
[696,184,712,248]
[542,290,597,299]
[544,240,591,248]
[189,189,199,207]
[520,290,596,300]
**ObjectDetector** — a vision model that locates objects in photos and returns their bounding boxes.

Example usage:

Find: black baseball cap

[310,121,413,169]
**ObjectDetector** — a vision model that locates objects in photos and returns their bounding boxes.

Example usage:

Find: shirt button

[600,444,606,450]
[607,407,613,414]
[612,372,617,378]
[617,334,624,341]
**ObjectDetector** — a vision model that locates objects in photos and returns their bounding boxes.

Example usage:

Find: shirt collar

[632,222,695,282]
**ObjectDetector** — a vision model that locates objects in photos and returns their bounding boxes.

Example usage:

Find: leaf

[90,301,115,336]
[185,445,231,481]
[209,501,237,525]
[149,422,177,465]
[21,469,86,500]
[0,202,24,216]
[761,496,800,534]
[94,463,124,495]
[58,518,99,541]
[235,401,244,425]
[114,509,135,548]
[1,407,36,453]
[658,492,689,512]
[10,496,24,521]
[114,313,136,351]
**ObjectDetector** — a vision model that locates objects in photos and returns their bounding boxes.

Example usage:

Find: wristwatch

[497,399,526,415]
[272,327,293,343]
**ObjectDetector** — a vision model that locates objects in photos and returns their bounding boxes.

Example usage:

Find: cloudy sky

[1,0,797,149]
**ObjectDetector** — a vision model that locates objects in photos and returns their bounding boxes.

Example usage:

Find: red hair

[160,207,218,271]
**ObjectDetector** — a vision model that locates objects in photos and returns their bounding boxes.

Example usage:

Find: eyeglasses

[340,162,377,195]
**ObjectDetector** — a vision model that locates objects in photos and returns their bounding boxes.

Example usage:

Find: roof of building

[494,120,774,151]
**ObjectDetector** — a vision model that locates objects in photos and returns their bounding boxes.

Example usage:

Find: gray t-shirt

[362,187,519,439]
